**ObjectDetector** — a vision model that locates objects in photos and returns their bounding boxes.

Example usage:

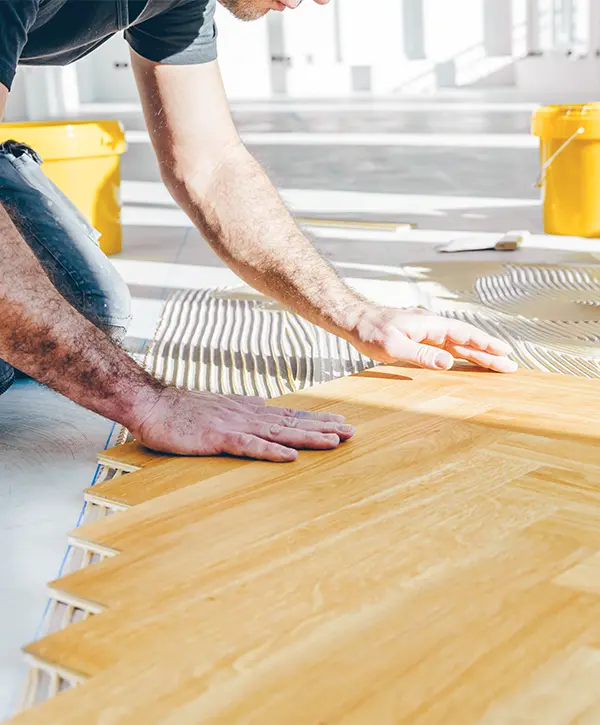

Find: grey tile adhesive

[17,260,600,711]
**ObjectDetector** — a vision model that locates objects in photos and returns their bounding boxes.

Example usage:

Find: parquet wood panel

[95,440,170,473]
[10,364,600,724]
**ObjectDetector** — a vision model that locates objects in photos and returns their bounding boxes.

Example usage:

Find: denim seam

[117,0,129,28]
[78,286,132,332]
[94,309,133,326]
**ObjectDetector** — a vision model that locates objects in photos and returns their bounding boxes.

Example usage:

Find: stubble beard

[219,0,269,21]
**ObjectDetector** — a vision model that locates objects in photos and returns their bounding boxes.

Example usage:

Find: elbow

[159,139,251,205]
[159,164,190,207]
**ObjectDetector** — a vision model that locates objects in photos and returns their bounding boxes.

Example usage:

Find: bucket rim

[533,103,600,119]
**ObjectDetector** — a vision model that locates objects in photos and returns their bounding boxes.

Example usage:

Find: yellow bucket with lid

[0,120,127,255]
[532,104,600,238]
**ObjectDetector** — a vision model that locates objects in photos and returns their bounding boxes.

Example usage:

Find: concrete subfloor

[2,93,600,718]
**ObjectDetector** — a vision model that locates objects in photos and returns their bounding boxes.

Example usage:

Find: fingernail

[326,434,340,445]
[340,425,355,434]
[502,360,519,373]
[434,352,452,370]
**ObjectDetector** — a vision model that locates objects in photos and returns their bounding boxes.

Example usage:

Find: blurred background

[4,0,600,111]
[4,0,600,246]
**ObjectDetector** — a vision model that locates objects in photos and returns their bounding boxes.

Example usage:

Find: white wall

[4,66,79,121]
[423,0,484,62]
[283,0,344,95]
[337,0,406,93]
[75,35,138,104]
[3,70,27,121]
[214,5,272,98]
[516,0,600,94]
[278,0,516,95]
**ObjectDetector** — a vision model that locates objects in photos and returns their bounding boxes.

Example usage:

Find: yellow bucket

[532,104,600,238]
[0,120,127,255]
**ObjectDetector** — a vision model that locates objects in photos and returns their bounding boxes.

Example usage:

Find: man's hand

[349,305,517,373]
[130,388,355,462]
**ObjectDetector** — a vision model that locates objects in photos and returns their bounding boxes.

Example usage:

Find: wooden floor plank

[95,441,170,472]
[9,364,600,724]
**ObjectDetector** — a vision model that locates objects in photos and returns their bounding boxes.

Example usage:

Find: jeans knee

[85,269,132,342]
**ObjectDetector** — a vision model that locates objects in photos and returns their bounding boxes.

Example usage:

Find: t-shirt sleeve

[125,0,217,66]
[0,0,39,90]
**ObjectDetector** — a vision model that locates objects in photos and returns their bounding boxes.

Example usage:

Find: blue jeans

[0,140,132,396]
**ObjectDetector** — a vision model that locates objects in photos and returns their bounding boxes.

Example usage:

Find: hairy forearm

[171,145,366,339]
[0,205,162,426]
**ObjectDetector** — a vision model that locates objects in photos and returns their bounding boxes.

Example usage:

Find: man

[0,0,516,462]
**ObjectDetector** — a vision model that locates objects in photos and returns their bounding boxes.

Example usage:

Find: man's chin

[219,0,270,21]
[233,9,270,21]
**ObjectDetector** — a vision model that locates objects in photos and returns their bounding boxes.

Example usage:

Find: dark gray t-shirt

[0,0,217,91]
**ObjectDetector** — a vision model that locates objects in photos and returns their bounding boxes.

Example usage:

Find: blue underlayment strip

[5,420,118,720]
[35,420,117,635]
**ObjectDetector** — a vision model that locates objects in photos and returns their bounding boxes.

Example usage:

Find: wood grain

[9,364,600,724]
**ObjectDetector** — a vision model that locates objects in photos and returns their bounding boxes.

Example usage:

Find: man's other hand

[350,305,517,374]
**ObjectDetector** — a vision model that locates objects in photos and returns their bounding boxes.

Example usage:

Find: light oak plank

[95,441,170,472]
[8,365,600,724]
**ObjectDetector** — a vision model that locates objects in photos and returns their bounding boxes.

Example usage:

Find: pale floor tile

[0,381,114,719]
[118,224,189,263]
[127,296,169,342]
[172,230,228,268]
[177,226,598,281]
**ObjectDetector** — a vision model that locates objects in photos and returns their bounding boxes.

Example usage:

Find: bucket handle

[535,126,585,188]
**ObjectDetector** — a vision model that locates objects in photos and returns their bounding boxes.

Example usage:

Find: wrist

[119,377,165,436]
[330,296,376,342]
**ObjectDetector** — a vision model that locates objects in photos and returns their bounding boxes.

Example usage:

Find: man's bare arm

[0,204,163,425]
[132,55,363,339]
[132,55,515,373]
